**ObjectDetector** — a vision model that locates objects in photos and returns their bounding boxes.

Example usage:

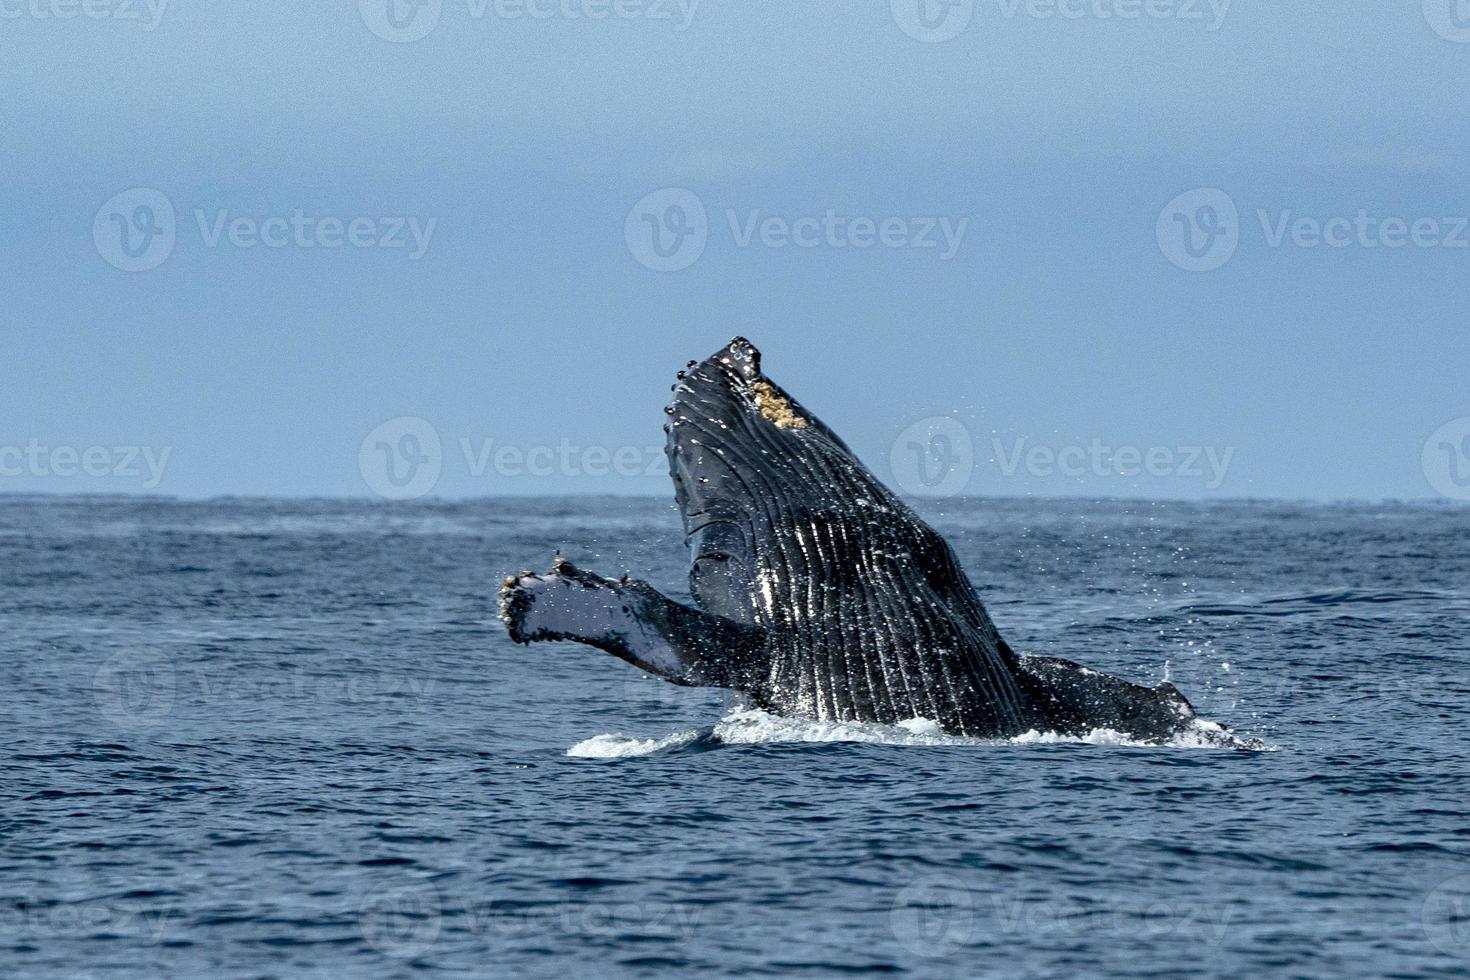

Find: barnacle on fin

[752,381,808,430]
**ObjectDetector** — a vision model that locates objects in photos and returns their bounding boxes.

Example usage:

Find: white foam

[568,709,1267,757]
[1008,718,1260,749]
[712,708,975,746]
[566,730,700,758]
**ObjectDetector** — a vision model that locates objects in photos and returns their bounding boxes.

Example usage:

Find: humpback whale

[501,338,1202,741]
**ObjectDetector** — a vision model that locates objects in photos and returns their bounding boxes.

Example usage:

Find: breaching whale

[501,338,1201,741]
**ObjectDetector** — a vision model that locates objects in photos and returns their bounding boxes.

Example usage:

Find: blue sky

[2,0,1468,500]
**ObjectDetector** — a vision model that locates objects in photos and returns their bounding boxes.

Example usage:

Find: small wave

[566,730,701,758]
[569,709,1266,756]
[1180,588,1457,618]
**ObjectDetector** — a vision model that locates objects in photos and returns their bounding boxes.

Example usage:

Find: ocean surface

[4,495,1469,978]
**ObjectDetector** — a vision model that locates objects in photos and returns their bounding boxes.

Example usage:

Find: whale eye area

[752,381,808,430]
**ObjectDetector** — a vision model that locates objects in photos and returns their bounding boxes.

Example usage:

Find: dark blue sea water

[4,496,1470,977]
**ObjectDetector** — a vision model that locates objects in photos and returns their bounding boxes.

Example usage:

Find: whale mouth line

[682,514,729,537]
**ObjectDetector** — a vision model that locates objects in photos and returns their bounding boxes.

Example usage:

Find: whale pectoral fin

[499,556,766,690]
[1014,653,1196,742]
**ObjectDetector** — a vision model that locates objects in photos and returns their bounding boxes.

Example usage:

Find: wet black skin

[501,338,1199,741]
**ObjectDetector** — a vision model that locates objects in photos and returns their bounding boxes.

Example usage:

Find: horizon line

[0,491,1460,507]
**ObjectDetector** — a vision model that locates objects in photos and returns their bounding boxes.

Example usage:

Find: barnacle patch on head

[752,381,808,430]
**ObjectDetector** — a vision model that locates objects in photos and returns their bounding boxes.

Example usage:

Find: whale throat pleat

[676,395,1029,737]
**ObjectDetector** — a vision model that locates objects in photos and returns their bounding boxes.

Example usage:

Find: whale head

[664,337,860,526]
[662,337,899,624]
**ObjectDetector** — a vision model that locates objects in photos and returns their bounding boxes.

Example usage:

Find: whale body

[501,338,1200,741]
